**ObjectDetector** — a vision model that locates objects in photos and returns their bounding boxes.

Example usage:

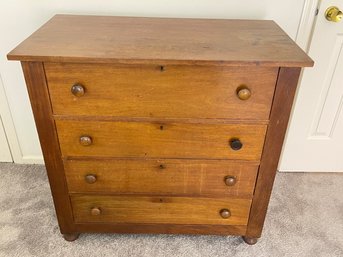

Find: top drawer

[45,63,278,120]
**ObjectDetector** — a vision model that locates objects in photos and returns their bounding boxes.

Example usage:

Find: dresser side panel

[21,61,75,233]
[246,67,301,238]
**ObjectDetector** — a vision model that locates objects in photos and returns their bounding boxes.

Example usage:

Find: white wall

[0,0,306,164]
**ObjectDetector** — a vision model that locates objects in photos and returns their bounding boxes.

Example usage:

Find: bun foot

[242,236,258,245]
[63,233,80,242]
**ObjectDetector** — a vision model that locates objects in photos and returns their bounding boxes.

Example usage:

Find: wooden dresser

[7,15,313,244]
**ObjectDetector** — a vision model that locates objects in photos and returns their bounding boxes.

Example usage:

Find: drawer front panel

[71,195,251,225]
[46,63,278,120]
[65,159,258,197]
[56,120,267,160]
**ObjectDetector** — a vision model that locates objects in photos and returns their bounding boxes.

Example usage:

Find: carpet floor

[0,163,342,257]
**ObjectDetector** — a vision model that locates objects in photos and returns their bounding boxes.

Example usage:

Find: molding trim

[0,72,44,164]
[0,116,12,162]
[0,72,22,163]
[295,0,320,52]
[21,155,45,164]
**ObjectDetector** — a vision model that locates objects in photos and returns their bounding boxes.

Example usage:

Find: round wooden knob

[71,83,85,97]
[229,138,242,150]
[85,174,97,184]
[237,86,251,100]
[220,209,231,219]
[90,207,101,216]
[79,136,92,146]
[224,176,237,186]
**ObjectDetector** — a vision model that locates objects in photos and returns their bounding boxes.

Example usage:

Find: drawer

[56,120,267,160]
[45,63,278,120]
[65,159,258,197]
[71,195,251,225]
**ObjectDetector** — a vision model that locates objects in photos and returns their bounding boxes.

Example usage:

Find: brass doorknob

[90,207,101,216]
[325,6,343,22]
[220,209,231,219]
[71,83,85,97]
[236,86,251,100]
[224,176,237,186]
[85,174,97,184]
[79,135,92,146]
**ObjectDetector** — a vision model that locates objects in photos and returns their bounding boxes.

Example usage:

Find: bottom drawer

[71,195,251,225]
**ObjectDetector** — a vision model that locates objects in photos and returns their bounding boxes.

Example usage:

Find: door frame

[295,0,320,52]
[0,115,12,162]
[0,72,22,163]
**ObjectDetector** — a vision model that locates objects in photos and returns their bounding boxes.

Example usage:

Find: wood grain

[8,15,313,67]
[64,159,258,197]
[71,195,252,225]
[245,67,301,238]
[8,15,312,240]
[56,120,267,160]
[20,62,75,234]
[45,63,278,120]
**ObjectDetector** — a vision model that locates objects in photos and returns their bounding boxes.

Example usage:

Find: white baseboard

[17,155,44,165]
[0,154,45,164]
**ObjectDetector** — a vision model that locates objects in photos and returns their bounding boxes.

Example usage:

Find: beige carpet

[0,163,342,257]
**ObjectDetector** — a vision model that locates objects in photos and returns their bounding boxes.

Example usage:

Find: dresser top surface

[8,14,313,67]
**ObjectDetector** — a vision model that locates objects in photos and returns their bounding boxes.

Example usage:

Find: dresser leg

[242,236,258,245]
[63,233,80,242]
